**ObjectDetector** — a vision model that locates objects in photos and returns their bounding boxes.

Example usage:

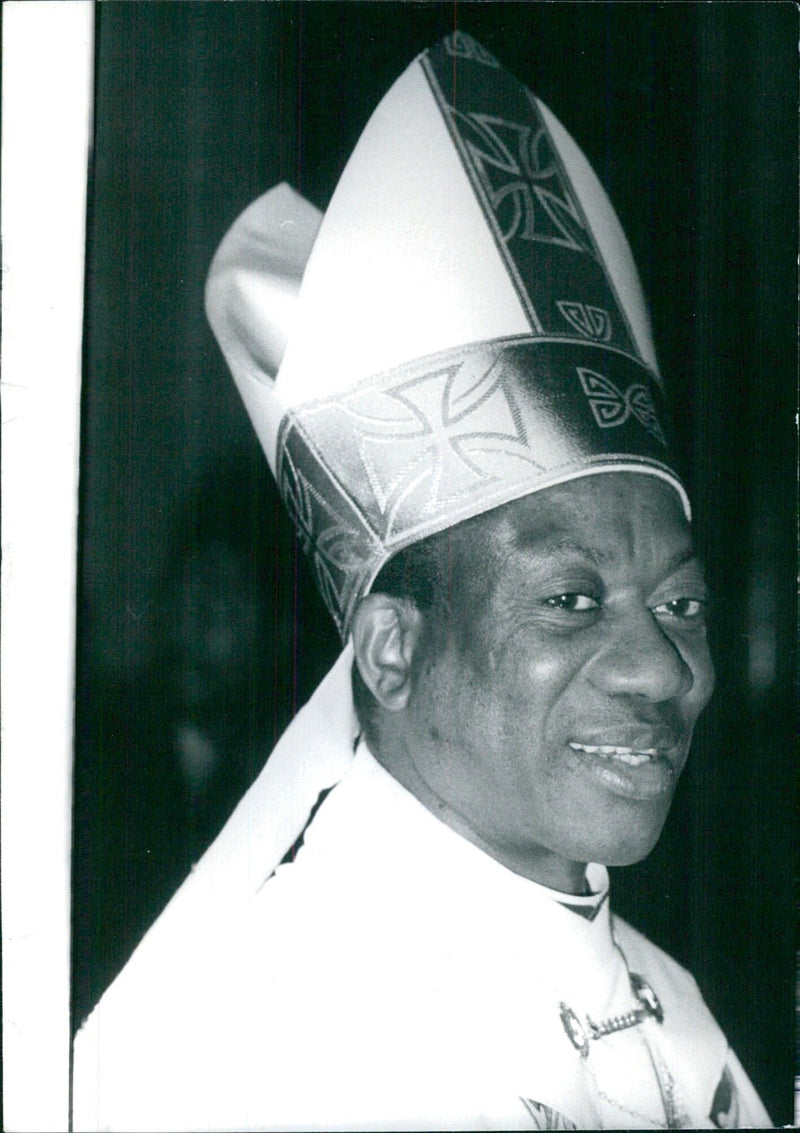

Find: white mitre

[206,30,688,639]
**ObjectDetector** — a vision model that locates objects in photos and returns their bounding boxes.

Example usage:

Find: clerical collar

[556,887,609,922]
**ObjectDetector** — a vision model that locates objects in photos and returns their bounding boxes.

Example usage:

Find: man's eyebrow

[512,536,705,576]
[661,546,706,577]
[512,535,613,565]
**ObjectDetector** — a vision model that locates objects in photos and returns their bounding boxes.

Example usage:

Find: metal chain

[557,936,689,1128]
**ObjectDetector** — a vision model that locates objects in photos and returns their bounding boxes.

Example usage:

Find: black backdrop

[73,3,796,1122]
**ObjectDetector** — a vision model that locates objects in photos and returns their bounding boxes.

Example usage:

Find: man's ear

[351,593,425,712]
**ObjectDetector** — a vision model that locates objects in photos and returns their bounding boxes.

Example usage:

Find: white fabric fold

[74,648,355,1114]
[205,183,323,471]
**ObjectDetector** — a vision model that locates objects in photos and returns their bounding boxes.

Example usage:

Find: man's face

[402,473,715,891]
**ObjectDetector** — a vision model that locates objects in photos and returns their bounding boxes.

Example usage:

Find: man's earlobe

[351,594,424,712]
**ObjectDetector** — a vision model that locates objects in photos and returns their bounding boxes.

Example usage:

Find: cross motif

[339,354,539,538]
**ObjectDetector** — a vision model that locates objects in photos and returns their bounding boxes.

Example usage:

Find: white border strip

[1,3,93,1129]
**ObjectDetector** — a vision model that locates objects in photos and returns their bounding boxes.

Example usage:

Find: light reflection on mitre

[206,32,688,638]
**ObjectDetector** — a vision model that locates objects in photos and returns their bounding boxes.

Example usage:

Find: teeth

[569,742,657,766]
[610,752,650,766]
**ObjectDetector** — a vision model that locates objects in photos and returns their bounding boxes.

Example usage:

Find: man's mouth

[565,728,683,800]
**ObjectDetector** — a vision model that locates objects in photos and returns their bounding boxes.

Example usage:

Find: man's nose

[585,608,692,702]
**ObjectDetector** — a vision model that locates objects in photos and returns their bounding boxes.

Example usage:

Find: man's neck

[369,732,590,897]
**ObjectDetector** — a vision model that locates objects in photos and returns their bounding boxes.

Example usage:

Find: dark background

[72,2,797,1123]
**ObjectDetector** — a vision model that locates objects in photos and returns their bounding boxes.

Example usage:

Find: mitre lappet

[198,31,689,897]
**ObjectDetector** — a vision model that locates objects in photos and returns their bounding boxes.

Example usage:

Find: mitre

[207,31,687,638]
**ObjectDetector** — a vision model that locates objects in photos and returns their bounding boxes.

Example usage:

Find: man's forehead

[462,474,696,568]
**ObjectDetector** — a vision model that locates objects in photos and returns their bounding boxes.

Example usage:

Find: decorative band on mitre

[277,335,687,637]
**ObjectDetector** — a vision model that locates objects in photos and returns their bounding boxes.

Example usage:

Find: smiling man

[73,33,771,1131]
[353,474,714,895]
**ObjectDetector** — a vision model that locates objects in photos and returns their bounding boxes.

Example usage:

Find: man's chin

[593,822,668,868]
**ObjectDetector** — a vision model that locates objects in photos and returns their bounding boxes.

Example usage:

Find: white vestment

[74,736,771,1131]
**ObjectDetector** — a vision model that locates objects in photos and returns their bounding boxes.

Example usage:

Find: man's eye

[544,594,599,611]
[653,597,705,620]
